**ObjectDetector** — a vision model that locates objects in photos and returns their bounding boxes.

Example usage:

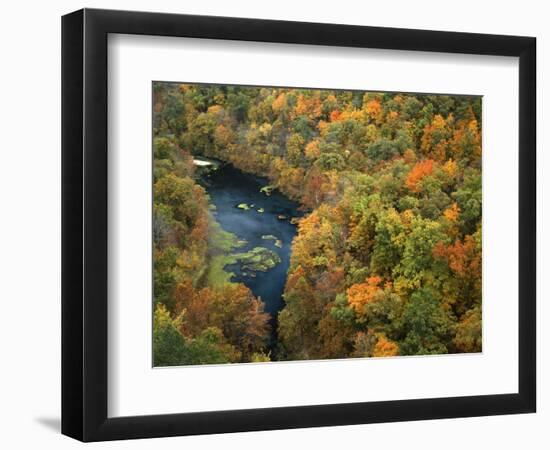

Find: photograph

[152,82,483,366]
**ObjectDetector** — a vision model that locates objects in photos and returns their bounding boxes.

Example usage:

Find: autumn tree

[153,81,483,363]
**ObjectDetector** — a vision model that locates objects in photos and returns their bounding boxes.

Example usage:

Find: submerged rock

[261,234,283,248]
[260,185,275,196]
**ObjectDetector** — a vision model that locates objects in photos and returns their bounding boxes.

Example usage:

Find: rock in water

[260,185,275,196]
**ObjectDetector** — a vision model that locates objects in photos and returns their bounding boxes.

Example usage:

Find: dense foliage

[153,82,482,364]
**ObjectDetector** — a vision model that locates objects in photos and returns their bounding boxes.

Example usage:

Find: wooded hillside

[153,82,482,364]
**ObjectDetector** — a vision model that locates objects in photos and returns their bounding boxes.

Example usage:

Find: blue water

[200,164,300,328]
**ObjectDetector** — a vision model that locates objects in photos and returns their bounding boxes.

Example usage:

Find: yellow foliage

[401,209,415,225]
[365,99,382,120]
[259,122,272,137]
[443,202,460,222]
[272,92,287,113]
[317,120,329,136]
[442,159,458,179]
[207,105,223,115]
[305,140,321,160]
[372,335,399,357]
[347,276,383,313]
[339,109,365,121]
[432,114,447,129]
[403,148,417,164]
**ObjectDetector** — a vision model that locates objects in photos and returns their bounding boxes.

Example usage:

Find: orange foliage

[214,124,232,147]
[405,159,435,192]
[294,95,322,119]
[272,92,287,113]
[207,105,223,115]
[285,265,308,292]
[347,276,383,313]
[329,110,341,122]
[365,99,382,120]
[173,279,196,316]
[388,111,399,121]
[291,206,337,273]
[189,212,208,241]
[302,167,326,208]
[372,335,399,357]
[432,235,480,278]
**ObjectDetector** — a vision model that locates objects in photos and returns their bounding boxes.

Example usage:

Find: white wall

[0,0,546,448]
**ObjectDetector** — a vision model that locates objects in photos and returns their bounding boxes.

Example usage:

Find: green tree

[398,289,455,355]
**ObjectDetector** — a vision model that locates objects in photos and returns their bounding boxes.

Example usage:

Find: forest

[152,82,482,366]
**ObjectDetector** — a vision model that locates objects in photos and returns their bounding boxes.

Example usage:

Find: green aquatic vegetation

[206,218,245,286]
[208,220,244,251]
[234,247,281,272]
[207,254,237,286]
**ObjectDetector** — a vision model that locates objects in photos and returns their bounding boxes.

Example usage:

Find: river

[199,164,301,348]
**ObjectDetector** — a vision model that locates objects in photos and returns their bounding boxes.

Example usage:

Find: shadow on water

[200,164,301,354]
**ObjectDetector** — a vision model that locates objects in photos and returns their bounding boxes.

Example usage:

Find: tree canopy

[153,82,482,364]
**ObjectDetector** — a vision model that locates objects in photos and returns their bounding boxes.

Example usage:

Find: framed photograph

[62,8,536,441]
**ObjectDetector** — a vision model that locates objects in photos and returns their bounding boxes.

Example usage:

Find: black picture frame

[62,8,536,442]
